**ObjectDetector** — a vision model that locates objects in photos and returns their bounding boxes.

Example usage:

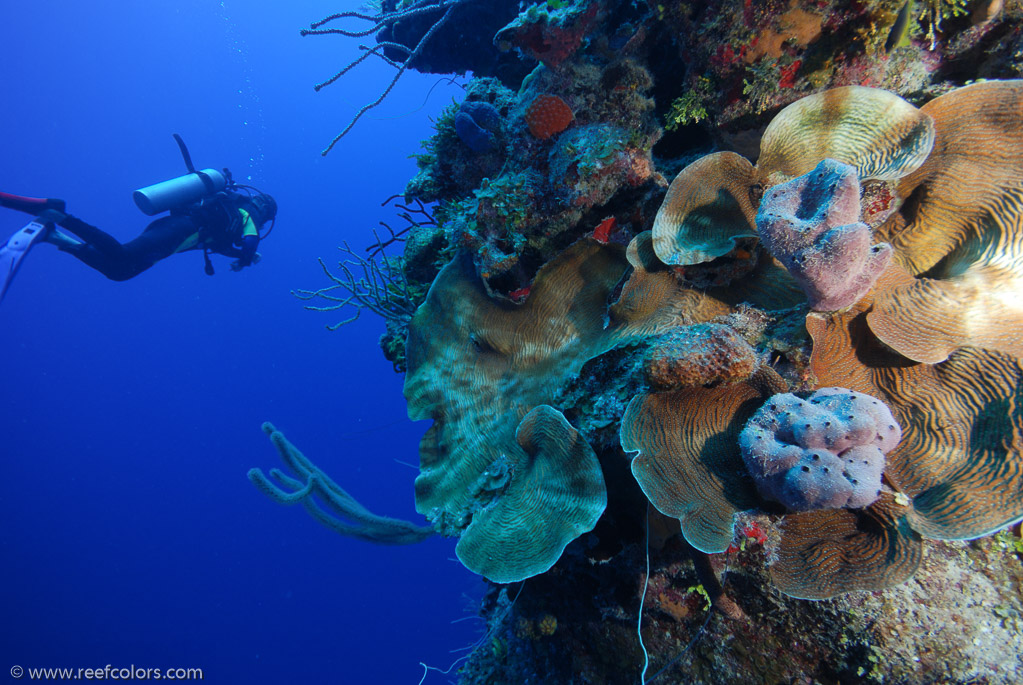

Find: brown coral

[868,80,1023,363]
[607,231,740,336]
[404,238,729,582]
[622,351,937,599]
[621,366,788,554]
[651,151,758,266]
[807,277,1023,542]
[755,85,936,188]
[624,78,1023,592]
[525,94,574,140]
[770,493,923,599]
[654,86,933,279]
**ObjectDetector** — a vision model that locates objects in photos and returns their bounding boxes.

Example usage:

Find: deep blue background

[0,2,483,683]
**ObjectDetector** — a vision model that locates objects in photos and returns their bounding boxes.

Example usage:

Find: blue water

[1,2,482,682]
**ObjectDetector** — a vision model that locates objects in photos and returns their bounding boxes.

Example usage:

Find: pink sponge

[756,159,892,311]
[739,387,902,511]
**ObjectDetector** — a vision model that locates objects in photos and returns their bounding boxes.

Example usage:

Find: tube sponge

[739,388,901,511]
[755,159,893,311]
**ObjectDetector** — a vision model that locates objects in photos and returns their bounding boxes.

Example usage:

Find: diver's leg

[57,244,136,281]
[61,215,199,281]
[28,212,197,282]
[120,215,200,264]
[44,229,82,250]
[48,215,140,281]
[55,215,128,256]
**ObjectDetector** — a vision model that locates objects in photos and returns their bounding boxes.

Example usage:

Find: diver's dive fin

[0,214,56,305]
[0,191,65,215]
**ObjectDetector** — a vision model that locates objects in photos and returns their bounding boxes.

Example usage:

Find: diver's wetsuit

[56,209,257,281]
[0,191,261,281]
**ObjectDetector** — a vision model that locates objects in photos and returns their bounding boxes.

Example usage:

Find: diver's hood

[243,193,277,226]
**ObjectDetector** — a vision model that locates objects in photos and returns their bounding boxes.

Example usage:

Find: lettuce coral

[868,80,1023,363]
[453,404,607,583]
[754,85,936,187]
[807,282,1023,542]
[403,238,698,582]
[651,151,758,266]
[622,367,788,554]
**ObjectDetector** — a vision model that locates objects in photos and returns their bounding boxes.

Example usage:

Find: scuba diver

[0,134,277,303]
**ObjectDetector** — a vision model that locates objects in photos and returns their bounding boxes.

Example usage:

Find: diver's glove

[230,252,261,272]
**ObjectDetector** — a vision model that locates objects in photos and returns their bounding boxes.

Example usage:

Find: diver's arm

[237,233,259,267]
[224,209,259,271]
[229,208,260,269]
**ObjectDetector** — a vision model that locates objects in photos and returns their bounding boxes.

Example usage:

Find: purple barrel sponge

[756,159,892,311]
[739,387,902,511]
[454,100,502,153]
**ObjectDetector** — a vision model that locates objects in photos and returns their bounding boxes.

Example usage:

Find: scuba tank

[131,134,229,216]
[133,168,227,216]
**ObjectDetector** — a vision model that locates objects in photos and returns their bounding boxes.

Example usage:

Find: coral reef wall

[268,1,1023,683]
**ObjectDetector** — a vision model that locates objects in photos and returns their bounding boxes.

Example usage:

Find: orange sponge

[526,94,574,140]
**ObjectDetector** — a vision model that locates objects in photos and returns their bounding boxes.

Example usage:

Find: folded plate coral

[650,151,758,266]
[625,82,1023,600]
[769,492,924,599]
[754,85,936,187]
[652,86,935,279]
[868,80,1023,363]
[404,237,710,582]
[622,367,787,554]
[807,282,1023,542]
[452,404,607,584]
